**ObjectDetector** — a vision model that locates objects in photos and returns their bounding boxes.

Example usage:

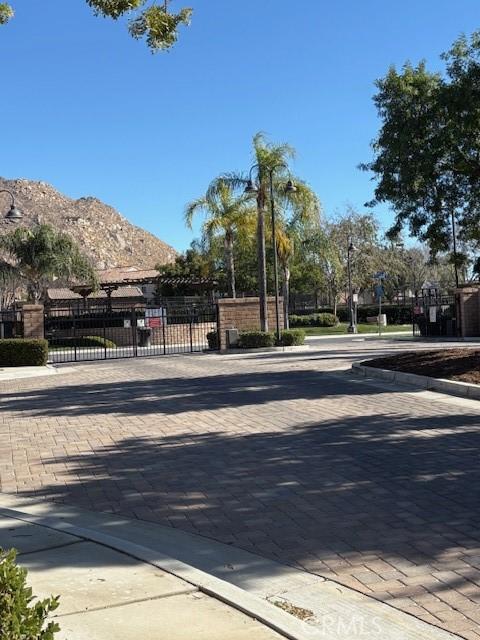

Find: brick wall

[22,305,45,340]
[217,297,284,350]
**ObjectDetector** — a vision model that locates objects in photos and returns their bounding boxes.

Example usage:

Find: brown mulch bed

[365,348,480,385]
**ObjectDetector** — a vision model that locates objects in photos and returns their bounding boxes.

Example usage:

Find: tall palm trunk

[282,263,290,329]
[224,230,236,298]
[257,189,268,331]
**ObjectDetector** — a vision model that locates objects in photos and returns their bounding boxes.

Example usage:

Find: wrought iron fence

[45,302,217,363]
[412,293,457,338]
[0,308,23,338]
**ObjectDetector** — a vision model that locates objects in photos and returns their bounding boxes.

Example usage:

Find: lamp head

[4,204,22,221]
[244,179,258,194]
[285,180,297,193]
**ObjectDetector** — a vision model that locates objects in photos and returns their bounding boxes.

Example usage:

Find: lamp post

[245,165,296,344]
[0,190,22,223]
[347,239,357,333]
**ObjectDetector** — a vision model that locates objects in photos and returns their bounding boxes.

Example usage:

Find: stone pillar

[217,297,284,351]
[22,304,45,340]
[456,288,480,337]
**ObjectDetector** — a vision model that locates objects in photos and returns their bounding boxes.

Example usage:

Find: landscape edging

[352,362,480,400]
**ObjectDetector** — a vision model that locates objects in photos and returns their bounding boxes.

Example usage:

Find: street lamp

[245,164,296,344]
[347,240,357,334]
[0,190,22,223]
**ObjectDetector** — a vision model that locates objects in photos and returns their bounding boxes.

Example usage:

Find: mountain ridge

[0,178,177,270]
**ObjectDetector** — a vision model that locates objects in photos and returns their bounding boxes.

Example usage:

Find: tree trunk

[333,295,338,317]
[257,191,268,332]
[224,231,236,299]
[282,264,290,330]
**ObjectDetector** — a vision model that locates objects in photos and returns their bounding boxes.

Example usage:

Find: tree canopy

[362,31,480,280]
[0,224,98,303]
[0,1,192,51]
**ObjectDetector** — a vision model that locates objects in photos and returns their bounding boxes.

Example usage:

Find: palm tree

[185,181,255,298]
[0,224,98,303]
[211,133,320,330]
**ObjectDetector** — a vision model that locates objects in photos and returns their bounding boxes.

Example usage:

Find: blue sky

[1,1,479,251]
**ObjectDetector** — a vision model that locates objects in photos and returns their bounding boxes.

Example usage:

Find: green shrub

[315,313,338,327]
[49,336,116,348]
[0,339,48,367]
[289,314,310,327]
[289,313,338,328]
[206,331,219,350]
[0,548,60,639]
[238,331,275,349]
[278,329,305,346]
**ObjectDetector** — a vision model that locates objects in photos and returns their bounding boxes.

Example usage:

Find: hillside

[0,178,177,269]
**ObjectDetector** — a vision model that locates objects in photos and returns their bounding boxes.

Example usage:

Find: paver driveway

[1,338,479,639]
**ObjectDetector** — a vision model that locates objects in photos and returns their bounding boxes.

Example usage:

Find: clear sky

[1,1,479,251]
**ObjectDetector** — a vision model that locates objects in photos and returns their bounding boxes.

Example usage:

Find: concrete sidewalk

[0,509,284,640]
[0,497,462,640]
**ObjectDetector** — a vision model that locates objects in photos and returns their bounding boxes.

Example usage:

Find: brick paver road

[1,338,479,639]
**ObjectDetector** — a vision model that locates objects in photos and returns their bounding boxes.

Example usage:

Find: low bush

[49,336,116,348]
[316,312,338,327]
[238,331,275,349]
[206,330,219,350]
[278,329,305,346]
[0,547,60,639]
[0,339,48,367]
[289,313,338,328]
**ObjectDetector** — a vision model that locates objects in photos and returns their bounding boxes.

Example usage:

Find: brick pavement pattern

[0,341,479,639]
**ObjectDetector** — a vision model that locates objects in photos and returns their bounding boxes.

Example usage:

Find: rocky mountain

[0,178,177,269]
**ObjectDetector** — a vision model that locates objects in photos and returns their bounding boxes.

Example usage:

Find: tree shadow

[4,408,479,605]
[0,367,407,418]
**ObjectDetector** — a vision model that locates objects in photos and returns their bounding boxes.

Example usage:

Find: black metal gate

[412,293,457,338]
[45,301,217,363]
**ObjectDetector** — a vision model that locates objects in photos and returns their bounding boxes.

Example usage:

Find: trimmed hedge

[237,330,305,348]
[279,329,305,346]
[290,313,338,328]
[206,331,219,350]
[238,331,276,349]
[48,336,116,349]
[0,547,60,639]
[0,339,48,367]
[291,305,412,325]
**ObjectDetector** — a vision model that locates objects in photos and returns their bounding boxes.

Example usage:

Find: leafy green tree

[319,209,379,313]
[185,181,256,298]
[1,1,192,51]
[0,224,98,303]
[214,133,319,331]
[362,31,480,284]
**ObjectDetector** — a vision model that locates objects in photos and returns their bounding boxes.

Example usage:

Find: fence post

[132,308,138,357]
[162,308,166,355]
[189,314,193,353]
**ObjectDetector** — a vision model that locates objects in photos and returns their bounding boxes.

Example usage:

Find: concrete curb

[221,345,310,355]
[352,362,480,400]
[0,505,307,640]
[0,364,70,382]
[305,331,412,340]
[0,499,462,640]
